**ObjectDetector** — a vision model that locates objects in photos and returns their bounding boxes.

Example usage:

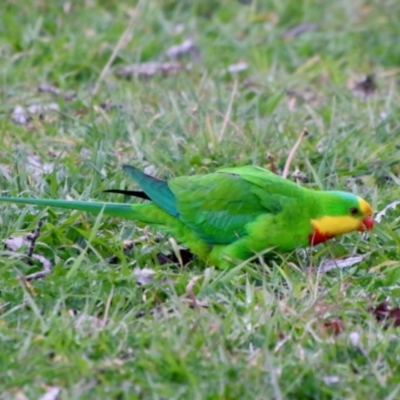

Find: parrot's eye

[350,207,359,215]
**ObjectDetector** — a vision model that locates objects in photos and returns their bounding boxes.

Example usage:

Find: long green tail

[0,197,137,220]
[0,196,214,263]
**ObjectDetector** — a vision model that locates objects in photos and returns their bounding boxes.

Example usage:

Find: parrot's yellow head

[309,193,374,246]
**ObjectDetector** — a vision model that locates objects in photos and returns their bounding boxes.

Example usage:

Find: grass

[1,0,400,398]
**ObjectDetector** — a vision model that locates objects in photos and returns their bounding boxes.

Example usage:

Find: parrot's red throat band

[309,230,335,246]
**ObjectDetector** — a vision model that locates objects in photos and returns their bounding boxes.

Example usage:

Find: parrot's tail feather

[0,196,211,263]
[0,197,177,226]
[0,197,138,220]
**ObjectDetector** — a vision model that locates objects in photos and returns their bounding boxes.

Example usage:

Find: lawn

[1,0,400,398]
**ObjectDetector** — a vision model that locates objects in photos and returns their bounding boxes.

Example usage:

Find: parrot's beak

[357,197,374,231]
[358,216,374,231]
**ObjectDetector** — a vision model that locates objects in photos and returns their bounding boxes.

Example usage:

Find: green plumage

[0,165,370,268]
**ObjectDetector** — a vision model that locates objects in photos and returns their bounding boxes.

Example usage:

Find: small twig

[0,302,11,312]
[218,78,238,142]
[25,254,52,281]
[27,219,43,258]
[268,154,277,174]
[282,128,308,178]
[213,109,244,137]
[186,276,202,309]
[91,11,138,96]
[102,286,114,326]
[25,272,49,281]
[3,220,53,281]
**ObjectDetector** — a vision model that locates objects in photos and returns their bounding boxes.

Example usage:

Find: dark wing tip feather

[104,189,150,200]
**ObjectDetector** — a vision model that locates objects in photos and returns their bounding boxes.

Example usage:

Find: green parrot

[0,165,374,268]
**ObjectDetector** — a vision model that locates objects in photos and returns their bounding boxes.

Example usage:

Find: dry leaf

[27,102,60,114]
[38,83,75,100]
[372,301,400,327]
[323,376,340,385]
[165,39,201,61]
[99,358,125,368]
[351,75,377,99]
[184,275,207,308]
[186,275,203,294]
[11,105,30,125]
[143,164,157,176]
[8,390,29,400]
[281,22,316,39]
[39,386,61,400]
[349,331,360,346]
[133,267,155,285]
[115,62,182,79]
[375,200,400,223]
[11,103,60,125]
[291,168,309,183]
[227,61,248,74]
[27,155,55,177]
[99,100,121,112]
[181,297,210,308]
[69,310,106,331]
[323,318,345,335]
[4,235,31,251]
[319,255,365,272]
[286,88,321,111]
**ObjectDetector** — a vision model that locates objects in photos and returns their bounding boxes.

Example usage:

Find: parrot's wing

[170,168,295,244]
